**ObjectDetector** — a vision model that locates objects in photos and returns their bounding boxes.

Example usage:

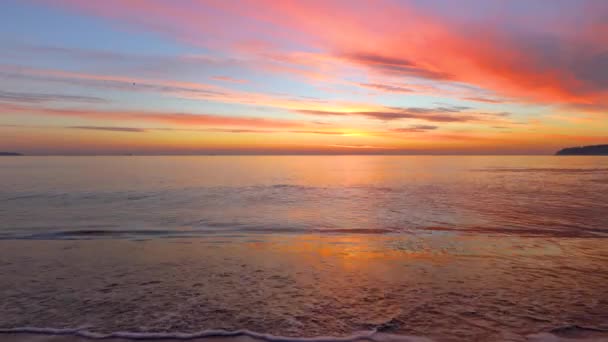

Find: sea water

[0,156,607,341]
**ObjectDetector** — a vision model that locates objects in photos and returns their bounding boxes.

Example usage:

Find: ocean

[0,156,607,342]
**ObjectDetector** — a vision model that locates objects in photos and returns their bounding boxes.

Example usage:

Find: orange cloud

[0,103,305,129]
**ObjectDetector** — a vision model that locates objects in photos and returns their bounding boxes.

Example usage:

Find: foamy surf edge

[0,327,433,342]
[2,326,608,342]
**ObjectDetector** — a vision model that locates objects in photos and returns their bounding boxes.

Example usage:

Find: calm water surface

[0,156,607,341]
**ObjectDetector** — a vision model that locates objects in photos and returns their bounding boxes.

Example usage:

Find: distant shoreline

[0,152,23,156]
[555,144,608,156]
[0,153,574,156]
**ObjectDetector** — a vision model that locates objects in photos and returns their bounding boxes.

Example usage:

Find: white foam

[4,327,608,342]
[0,327,434,342]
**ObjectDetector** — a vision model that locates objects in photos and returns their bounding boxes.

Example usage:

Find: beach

[4,0,608,340]
[1,156,607,342]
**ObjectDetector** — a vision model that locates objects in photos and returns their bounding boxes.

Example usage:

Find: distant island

[556,144,608,155]
[0,152,23,156]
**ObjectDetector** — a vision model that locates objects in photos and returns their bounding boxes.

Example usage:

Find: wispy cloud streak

[0,103,306,128]
[0,90,106,104]
[295,106,511,123]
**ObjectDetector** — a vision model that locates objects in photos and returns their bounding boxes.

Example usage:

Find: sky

[0,0,607,155]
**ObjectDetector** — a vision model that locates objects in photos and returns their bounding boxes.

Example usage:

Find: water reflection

[2,233,607,340]
[1,156,608,341]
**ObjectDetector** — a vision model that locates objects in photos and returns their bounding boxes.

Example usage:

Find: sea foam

[0,327,433,342]
[2,326,607,342]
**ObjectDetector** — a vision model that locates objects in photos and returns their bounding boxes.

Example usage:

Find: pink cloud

[211,76,248,84]
[0,65,362,111]
[38,0,608,110]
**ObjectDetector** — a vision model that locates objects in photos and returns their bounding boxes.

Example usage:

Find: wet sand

[1,236,607,342]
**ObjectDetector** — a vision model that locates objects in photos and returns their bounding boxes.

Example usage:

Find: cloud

[156,128,348,135]
[295,105,506,123]
[289,130,347,135]
[0,65,225,97]
[8,0,608,156]
[296,109,463,122]
[391,125,439,133]
[0,90,106,104]
[2,102,364,136]
[571,51,608,89]
[4,42,151,63]
[0,103,306,129]
[340,52,451,80]
[358,83,413,93]
[168,128,274,134]
[462,96,505,104]
[68,126,147,133]
[211,76,249,83]
[2,122,353,136]
[0,65,369,112]
[327,144,385,149]
[38,0,608,111]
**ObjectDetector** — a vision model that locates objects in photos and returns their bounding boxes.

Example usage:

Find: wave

[0,184,392,197]
[2,326,607,342]
[264,185,395,192]
[0,327,431,342]
[473,167,608,173]
[0,184,401,202]
[3,223,608,240]
[422,226,608,238]
[0,226,398,240]
[0,229,197,240]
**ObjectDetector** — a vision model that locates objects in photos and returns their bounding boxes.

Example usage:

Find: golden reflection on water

[1,233,607,340]
[265,235,439,261]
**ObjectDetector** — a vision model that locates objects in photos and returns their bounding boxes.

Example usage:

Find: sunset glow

[1,0,607,154]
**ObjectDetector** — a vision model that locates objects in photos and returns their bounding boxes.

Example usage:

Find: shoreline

[2,327,608,342]
[0,330,428,342]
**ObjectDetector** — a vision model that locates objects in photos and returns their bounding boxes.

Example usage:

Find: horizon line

[0,153,571,157]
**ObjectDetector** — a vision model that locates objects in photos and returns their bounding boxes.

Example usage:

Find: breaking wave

[2,325,608,342]
[0,327,428,342]
[0,226,399,240]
